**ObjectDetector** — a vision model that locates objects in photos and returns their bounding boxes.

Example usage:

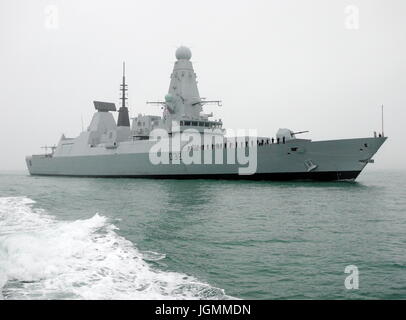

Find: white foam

[0,197,228,300]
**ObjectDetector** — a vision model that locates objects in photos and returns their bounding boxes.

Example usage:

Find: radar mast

[117,62,130,127]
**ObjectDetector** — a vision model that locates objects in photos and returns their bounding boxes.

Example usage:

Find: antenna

[191,100,222,107]
[120,61,128,108]
[381,104,384,137]
[81,114,84,132]
[117,62,131,127]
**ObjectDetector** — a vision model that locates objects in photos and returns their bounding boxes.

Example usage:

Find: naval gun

[276,129,309,141]
[292,130,309,136]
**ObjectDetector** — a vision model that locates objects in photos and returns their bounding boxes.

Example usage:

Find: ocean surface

[0,169,405,300]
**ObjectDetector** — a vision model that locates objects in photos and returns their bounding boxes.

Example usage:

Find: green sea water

[0,169,405,299]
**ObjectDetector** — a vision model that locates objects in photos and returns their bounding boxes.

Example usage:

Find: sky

[0,0,405,170]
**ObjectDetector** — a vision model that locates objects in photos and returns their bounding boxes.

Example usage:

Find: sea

[0,169,405,300]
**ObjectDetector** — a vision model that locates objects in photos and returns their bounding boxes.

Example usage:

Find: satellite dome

[175,46,192,60]
[165,94,174,102]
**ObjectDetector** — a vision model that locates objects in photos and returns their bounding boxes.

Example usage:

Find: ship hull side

[25,137,386,181]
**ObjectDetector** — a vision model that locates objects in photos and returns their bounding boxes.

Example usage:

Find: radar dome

[165,94,174,102]
[175,46,192,60]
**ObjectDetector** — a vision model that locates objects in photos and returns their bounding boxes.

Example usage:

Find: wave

[0,197,228,300]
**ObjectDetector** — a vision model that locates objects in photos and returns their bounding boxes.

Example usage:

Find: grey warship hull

[26,136,386,181]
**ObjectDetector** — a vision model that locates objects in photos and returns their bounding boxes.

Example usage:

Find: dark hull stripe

[30,170,361,181]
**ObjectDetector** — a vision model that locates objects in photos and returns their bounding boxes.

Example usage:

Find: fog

[0,0,405,171]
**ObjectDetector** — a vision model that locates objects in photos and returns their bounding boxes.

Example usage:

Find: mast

[381,104,384,137]
[120,62,127,108]
[117,61,130,127]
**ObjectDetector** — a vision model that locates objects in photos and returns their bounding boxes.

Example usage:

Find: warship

[26,46,387,181]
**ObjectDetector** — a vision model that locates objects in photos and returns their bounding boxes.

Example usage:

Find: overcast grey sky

[0,0,405,171]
